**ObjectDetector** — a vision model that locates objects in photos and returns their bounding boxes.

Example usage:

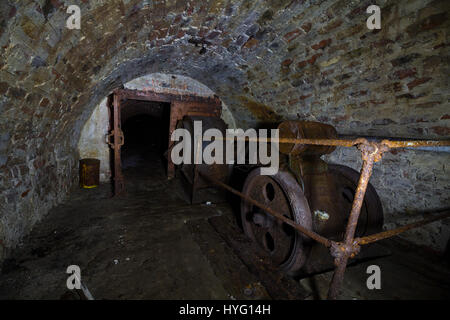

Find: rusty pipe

[381,139,450,148]
[357,210,450,246]
[326,144,378,300]
[206,136,450,149]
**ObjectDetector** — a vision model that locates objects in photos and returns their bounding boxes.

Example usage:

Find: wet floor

[0,149,449,300]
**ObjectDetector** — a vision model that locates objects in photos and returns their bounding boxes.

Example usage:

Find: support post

[327,142,386,299]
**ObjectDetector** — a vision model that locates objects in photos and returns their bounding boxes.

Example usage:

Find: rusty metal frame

[107,88,222,195]
[199,136,450,300]
[106,91,125,196]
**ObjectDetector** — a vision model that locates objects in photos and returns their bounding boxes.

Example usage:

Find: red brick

[283,28,302,43]
[393,68,417,80]
[301,22,312,33]
[369,99,386,105]
[21,189,30,198]
[407,77,432,89]
[300,94,312,100]
[320,19,342,34]
[311,39,332,50]
[176,30,185,38]
[281,58,293,67]
[288,98,299,105]
[308,53,322,64]
[431,126,450,136]
[297,60,308,68]
[39,98,50,107]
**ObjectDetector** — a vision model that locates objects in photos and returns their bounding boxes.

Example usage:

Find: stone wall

[0,0,449,257]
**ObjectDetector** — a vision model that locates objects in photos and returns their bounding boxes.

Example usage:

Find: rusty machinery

[177,116,450,300]
[106,88,450,299]
[240,121,384,277]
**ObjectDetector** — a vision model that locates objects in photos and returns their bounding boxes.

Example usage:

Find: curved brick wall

[0,0,448,256]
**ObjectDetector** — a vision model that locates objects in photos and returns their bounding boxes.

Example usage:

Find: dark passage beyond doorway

[120,101,170,174]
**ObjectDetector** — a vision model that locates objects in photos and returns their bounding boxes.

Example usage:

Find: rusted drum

[328,164,384,237]
[79,158,100,189]
[241,168,312,275]
[278,121,337,156]
[240,164,384,276]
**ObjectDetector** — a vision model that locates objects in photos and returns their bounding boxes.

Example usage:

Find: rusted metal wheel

[241,168,313,275]
[328,164,384,237]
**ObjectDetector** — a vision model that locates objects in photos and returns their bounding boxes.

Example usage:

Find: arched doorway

[78,73,236,196]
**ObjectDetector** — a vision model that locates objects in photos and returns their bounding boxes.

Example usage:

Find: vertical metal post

[113,92,125,196]
[327,144,378,299]
[167,101,183,179]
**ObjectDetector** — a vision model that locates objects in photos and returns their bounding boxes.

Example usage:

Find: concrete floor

[0,148,449,300]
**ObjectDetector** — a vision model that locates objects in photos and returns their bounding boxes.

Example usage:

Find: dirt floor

[0,147,449,300]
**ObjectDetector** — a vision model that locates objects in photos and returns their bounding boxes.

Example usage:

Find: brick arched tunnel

[0,0,449,300]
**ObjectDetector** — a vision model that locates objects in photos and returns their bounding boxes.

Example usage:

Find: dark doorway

[107,88,222,195]
[120,101,171,175]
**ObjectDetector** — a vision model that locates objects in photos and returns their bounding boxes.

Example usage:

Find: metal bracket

[106,129,125,149]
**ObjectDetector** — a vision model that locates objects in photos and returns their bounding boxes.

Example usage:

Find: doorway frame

[107,88,222,196]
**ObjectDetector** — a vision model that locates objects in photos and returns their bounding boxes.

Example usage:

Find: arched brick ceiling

[0,0,448,248]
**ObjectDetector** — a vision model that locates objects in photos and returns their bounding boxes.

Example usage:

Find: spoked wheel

[328,164,384,237]
[241,168,313,275]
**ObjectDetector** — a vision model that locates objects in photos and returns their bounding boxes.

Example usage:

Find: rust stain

[21,189,30,198]
[239,96,282,121]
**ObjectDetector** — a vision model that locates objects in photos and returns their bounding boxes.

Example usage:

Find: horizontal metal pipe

[381,140,450,148]
[205,136,450,149]
[357,210,450,245]
[199,172,332,248]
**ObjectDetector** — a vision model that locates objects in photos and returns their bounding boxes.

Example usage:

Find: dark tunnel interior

[0,0,449,304]
[120,101,171,172]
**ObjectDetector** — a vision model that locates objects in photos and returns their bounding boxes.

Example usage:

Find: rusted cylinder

[79,158,100,189]
[278,121,338,156]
